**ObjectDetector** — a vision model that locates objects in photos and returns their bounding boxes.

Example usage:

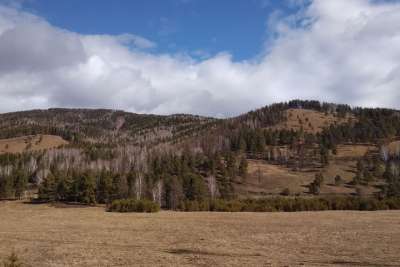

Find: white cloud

[0,0,400,117]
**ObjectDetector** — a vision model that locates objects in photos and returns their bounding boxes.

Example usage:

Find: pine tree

[126,171,136,199]
[78,172,96,204]
[320,145,329,166]
[334,175,343,186]
[38,172,56,201]
[164,175,183,210]
[238,157,248,179]
[13,168,27,200]
[96,170,112,204]
[183,173,207,201]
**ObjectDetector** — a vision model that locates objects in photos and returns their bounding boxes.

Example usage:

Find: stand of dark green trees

[36,151,248,207]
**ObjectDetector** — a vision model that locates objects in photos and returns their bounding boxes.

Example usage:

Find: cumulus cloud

[0,0,400,117]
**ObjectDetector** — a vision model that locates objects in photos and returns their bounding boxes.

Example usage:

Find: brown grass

[272,109,355,134]
[240,144,380,197]
[334,144,376,159]
[0,201,399,266]
[242,160,314,196]
[0,135,68,154]
[388,140,400,156]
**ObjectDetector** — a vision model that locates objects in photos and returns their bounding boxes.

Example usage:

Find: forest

[1,100,400,212]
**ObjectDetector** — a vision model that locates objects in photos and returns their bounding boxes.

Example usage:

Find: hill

[0,100,399,207]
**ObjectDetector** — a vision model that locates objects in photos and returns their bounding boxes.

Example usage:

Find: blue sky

[19,0,303,61]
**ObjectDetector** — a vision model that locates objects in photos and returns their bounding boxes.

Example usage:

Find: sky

[0,0,400,117]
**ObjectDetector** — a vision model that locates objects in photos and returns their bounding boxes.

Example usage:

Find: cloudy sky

[0,0,400,117]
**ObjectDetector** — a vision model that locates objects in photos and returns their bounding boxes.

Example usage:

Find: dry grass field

[0,135,68,154]
[272,109,355,134]
[238,144,380,197]
[388,140,400,156]
[243,159,314,196]
[0,201,399,267]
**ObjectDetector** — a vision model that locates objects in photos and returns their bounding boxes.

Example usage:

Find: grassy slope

[0,134,68,154]
[272,108,355,133]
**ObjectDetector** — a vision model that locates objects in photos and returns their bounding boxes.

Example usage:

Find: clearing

[0,135,68,154]
[238,144,378,197]
[272,108,355,134]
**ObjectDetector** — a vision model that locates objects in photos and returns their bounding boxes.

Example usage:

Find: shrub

[177,197,400,212]
[334,175,343,186]
[108,199,160,213]
[3,252,23,267]
[281,188,291,196]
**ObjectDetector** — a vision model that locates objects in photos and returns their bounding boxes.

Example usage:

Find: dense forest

[1,100,400,211]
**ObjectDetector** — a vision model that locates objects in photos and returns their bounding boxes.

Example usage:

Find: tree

[12,168,27,199]
[110,174,126,201]
[56,175,69,201]
[38,172,56,201]
[238,157,248,179]
[96,170,113,204]
[225,152,237,179]
[126,171,137,199]
[314,173,324,186]
[320,146,329,166]
[0,174,14,199]
[77,172,96,204]
[183,173,207,201]
[309,182,320,195]
[281,188,291,196]
[334,175,343,186]
[164,175,183,210]
[309,173,324,195]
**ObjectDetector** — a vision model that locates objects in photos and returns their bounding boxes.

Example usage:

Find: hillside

[0,100,400,207]
[272,108,355,134]
[0,108,218,146]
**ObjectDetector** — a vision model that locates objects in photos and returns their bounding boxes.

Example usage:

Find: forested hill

[1,100,400,209]
[0,108,219,146]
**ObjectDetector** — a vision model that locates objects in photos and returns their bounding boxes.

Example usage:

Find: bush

[334,175,343,186]
[3,252,23,267]
[107,199,160,213]
[178,197,400,212]
[281,188,291,196]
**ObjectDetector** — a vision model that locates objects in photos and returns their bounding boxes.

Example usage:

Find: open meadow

[0,201,399,266]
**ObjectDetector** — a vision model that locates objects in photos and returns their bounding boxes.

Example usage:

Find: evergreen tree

[12,168,27,199]
[334,175,343,186]
[96,170,113,204]
[126,171,137,199]
[238,157,248,179]
[77,172,96,204]
[164,175,183,210]
[320,145,329,166]
[38,172,56,201]
[183,173,207,201]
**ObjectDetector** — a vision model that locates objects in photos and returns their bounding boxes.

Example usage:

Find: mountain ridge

[1,99,399,205]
